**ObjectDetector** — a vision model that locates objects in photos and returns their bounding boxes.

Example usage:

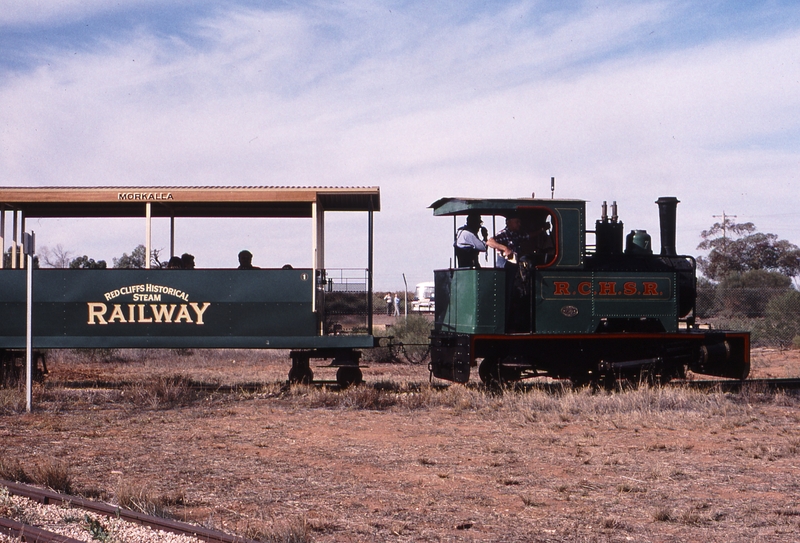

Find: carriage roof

[0,186,380,218]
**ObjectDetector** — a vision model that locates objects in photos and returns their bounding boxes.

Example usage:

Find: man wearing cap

[454,212,488,268]
[487,214,528,268]
[488,214,530,332]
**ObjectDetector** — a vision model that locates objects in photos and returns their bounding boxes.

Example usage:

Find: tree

[3,247,39,269]
[70,255,107,269]
[112,245,164,269]
[697,219,800,281]
[716,270,792,318]
[39,244,73,268]
[113,245,147,269]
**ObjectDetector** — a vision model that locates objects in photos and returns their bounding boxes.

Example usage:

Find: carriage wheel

[336,366,362,388]
[288,365,313,384]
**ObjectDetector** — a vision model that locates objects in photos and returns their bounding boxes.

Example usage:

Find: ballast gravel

[0,488,203,543]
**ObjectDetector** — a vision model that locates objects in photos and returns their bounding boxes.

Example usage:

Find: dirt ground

[2,347,800,542]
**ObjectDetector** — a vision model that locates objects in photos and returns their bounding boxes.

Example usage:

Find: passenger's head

[180,253,195,269]
[505,214,521,231]
[466,212,482,228]
[238,250,253,266]
[167,256,182,269]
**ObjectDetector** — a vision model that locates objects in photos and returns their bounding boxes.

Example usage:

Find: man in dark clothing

[454,212,488,268]
[237,250,259,269]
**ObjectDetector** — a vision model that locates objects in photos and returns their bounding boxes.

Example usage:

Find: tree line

[696,216,800,347]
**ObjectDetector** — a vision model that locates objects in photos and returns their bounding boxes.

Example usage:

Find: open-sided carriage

[0,186,380,387]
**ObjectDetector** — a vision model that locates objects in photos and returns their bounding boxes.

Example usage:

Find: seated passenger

[454,212,488,268]
[180,253,195,269]
[487,214,527,268]
[237,250,260,270]
[519,216,555,265]
[166,256,183,269]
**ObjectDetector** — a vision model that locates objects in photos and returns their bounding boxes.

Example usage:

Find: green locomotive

[429,195,750,386]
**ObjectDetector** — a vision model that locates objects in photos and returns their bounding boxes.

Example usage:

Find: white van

[411,281,435,312]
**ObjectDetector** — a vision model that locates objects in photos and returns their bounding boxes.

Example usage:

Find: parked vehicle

[411,282,435,312]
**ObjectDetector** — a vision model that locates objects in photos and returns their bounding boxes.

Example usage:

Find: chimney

[655,197,680,256]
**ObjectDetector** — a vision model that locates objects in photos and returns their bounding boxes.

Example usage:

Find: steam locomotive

[428,195,750,386]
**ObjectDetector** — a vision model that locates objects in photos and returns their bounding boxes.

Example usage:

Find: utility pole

[712,211,736,277]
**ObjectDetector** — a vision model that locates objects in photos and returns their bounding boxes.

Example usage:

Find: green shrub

[365,315,432,364]
[755,290,800,347]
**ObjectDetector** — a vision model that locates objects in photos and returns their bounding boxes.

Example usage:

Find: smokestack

[656,196,680,256]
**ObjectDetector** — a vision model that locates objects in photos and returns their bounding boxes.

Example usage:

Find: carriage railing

[319,268,371,335]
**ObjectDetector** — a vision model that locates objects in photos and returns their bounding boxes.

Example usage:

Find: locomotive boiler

[428,195,750,386]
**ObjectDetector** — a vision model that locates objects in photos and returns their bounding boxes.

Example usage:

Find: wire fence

[696,286,800,348]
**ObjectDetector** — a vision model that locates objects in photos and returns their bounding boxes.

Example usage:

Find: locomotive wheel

[288,366,313,385]
[336,366,363,388]
[478,358,499,386]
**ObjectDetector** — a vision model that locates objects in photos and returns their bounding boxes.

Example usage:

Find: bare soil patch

[2,347,800,542]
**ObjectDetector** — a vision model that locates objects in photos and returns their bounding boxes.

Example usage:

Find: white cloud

[2,1,800,287]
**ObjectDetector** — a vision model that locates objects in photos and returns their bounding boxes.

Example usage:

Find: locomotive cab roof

[429,196,584,217]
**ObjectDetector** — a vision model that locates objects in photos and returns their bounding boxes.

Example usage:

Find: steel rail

[0,516,85,543]
[0,480,258,543]
[670,377,800,392]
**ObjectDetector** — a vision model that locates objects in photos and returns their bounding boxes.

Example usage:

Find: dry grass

[113,478,185,518]
[3,348,800,542]
[1,458,73,494]
[0,386,25,414]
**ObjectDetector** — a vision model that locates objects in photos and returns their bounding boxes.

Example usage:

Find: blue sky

[1,0,800,289]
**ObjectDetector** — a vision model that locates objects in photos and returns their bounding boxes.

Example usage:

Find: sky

[1,0,799,290]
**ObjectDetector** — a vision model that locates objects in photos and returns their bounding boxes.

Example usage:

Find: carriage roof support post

[145,203,152,269]
[12,210,18,269]
[368,203,374,332]
[20,214,25,269]
[312,201,325,316]
[170,215,175,258]
[0,206,4,269]
[24,231,34,413]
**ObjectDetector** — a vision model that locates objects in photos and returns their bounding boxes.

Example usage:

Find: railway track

[46,375,800,395]
[0,480,257,543]
[670,377,800,392]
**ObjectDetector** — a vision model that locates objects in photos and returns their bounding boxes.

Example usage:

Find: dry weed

[113,479,183,518]
[0,386,25,414]
[30,459,73,494]
[243,516,312,543]
[123,375,198,409]
[0,458,32,484]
